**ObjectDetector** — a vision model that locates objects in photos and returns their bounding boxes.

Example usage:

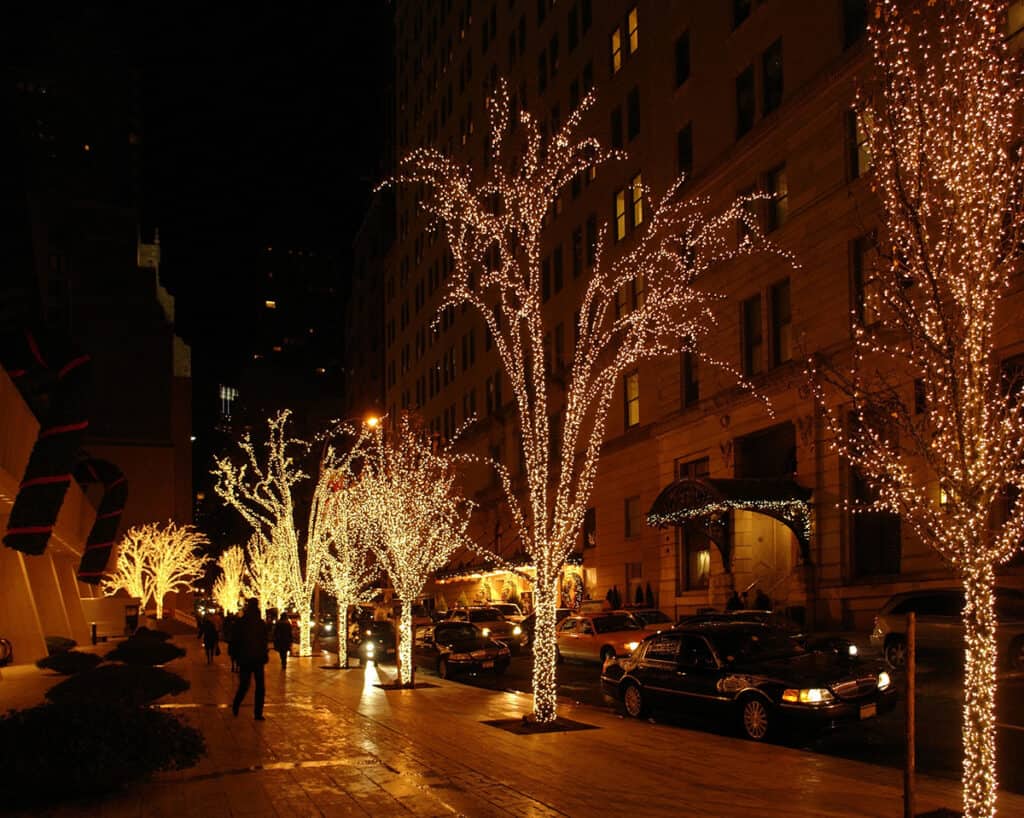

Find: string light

[244,532,290,620]
[211,546,247,615]
[104,521,208,620]
[346,414,474,685]
[388,81,786,722]
[809,3,1024,815]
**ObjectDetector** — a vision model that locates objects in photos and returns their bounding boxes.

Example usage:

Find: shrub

[36,650,103,675]
[131,626,172,641]
[105,637,184,666]
[0,700,205,807]
[44,635,77,655]
[46,663,189,707]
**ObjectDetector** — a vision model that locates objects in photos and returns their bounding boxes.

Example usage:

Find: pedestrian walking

[223,612,239,672]
[231,598,269,720]
[273,615,292,670]
[725,591,743,611]
[199,617,219,664]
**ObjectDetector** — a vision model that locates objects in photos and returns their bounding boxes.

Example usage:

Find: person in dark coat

[725,591,743,611]
[223,612,239,672]
[232,598,269,720]
[273,615,293,669]
[199,617,219,664]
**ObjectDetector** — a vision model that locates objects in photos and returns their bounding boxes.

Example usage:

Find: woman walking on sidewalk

[199,617,219,664]
[232,598,269,720]
[273,615,292,669]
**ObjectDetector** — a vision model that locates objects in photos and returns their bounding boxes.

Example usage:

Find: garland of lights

[647,499,812,550]
[346,414,474,685]
[388,81,786,722]
[807,3,1024,815]
[212,546,248,615]
[104,521,208,620]
[213,411,373,656]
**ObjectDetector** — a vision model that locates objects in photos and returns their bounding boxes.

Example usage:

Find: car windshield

[492,604,519,616]
[468,609,504,622]
[435,624,477,641]
[592,614,642,633]
[709,627,805,662]
[367,622,393,635]
[634,610,671,625]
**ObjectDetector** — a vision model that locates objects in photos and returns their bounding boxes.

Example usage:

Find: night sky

[8,1,393,381]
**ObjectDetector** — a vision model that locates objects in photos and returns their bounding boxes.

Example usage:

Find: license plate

[860,703,877,720]
[482,660,494,669]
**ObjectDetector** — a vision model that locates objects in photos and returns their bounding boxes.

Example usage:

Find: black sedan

[349,620,396,665]
[413,621,511,679]
[601,623,896,741]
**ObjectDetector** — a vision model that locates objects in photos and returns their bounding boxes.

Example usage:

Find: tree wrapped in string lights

[347,414,474,685]
[211,546,248,615]
[390,83,781,721]
[244,532,290,619]
[809,3,1024,814]
[213,411,371,656]
[106,521,208,620]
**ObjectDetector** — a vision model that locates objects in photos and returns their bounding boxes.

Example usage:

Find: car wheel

[555,647,564,664]
[884,636,907,670]
[739,695,772,741]
[438,658,450,679]
[1009,636,1024,671]
[600,646,615,664]
[623,682,647,718]
[494,664,507,678]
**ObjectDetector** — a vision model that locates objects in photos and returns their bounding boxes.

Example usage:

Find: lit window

[615,189,627,240]
[766,165,788,231]
[624,370,640,428]
[848,109,873,179]
[611,27,622,74]
[631,173,644,228]
[627,7,638,54]
[265,300,277,309]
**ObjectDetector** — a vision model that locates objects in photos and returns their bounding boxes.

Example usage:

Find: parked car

[870,586,1024,670]
[487,602,525,623]
[678,610,860,659]
[445,607,526,654]
[556,612,645,663]
[349,620,397,665]
[601,622,896,741]
[413,621,511,679]
[614,608,674,632]
[520,607,573,648]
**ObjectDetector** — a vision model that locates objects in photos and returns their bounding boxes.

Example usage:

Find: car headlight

[624,641,640,652]
[877,671,891,691]
[513,625,522,636]
[481,627,491,637]
[782,688,834,704]
[364,643,375,654]
[847,643,858,657]
[365,629,372,636]
[323,623,334,632]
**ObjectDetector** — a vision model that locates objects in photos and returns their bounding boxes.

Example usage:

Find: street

[348,643,1024,795]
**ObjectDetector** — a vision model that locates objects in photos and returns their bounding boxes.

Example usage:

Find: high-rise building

[377,0,1024,629]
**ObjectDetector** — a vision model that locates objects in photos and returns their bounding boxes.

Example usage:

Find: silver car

[870,586,1024,670]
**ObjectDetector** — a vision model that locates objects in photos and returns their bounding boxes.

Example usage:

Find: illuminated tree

[321,471,379,668]
[211,546,248,615]
[390,84,781,721]
[102,526,155,612]
[137,521,209,620]
[347,414,474,685]
[809,3,1024,814]
[214,411,372,656]
[244,532,289,619]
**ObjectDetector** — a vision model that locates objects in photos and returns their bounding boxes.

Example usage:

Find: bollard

[91,622,97,645]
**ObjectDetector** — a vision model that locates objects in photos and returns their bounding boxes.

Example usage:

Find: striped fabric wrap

[73,458,128,584]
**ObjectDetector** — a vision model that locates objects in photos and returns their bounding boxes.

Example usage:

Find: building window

[542,256,552,302]
[676,522,711,593]
[736,65,755,138]
[611,106,623,149]
[610,27,623,74]
[851,234,880,326]
[847,109,873,179]
[762,38,783,115]
[852,468,902,577]
[553,244,564,293]
[675,31,690,87]
[554,322,565,370]
[572,226,584,277]
[765,165,788,232]
[631,173,644,228]
[568,4,579,52]
[624,496,642,538]
[627,6,639,54]
[586,213,597,267]
[770,278,792,366]
[733,0,752,28]
[677,123,693,178]
[681,350,699,407]
[843,0,868,49]
[626,86,640,141]
[614,189,627,241]
[550,34,560,78]
[582,507,596,548]
[742,294,763,376]
[624,369,640,428]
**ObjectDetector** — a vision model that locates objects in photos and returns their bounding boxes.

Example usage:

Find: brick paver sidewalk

[4,637,1020,817]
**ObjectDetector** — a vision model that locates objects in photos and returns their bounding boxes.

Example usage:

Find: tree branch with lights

[244,532,290,619]
[390,82,784,722]
[211,545,248,615]
[809,2,1024,814]
[101,524,156,613]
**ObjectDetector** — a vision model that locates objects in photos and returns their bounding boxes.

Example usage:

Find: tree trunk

[298,609,312,657]
[338,606,349,668]
[397,600,413,686]
[530,575,560,723]
[962,563,998,818]
[155,596,164,621]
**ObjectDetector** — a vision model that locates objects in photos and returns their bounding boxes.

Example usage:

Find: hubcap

[625,686,642,717]
[743,700,768,740]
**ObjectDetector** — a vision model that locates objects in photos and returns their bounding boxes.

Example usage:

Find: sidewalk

[4,639,1019,818]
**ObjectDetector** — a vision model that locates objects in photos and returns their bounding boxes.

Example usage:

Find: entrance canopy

[646,477,813,566]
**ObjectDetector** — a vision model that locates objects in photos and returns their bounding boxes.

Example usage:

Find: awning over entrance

[646,477,813,567]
